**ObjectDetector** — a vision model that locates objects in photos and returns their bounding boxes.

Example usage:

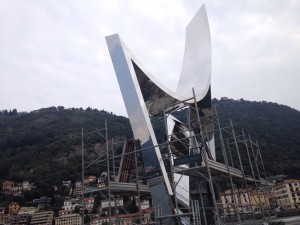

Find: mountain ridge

[0,99,299,188]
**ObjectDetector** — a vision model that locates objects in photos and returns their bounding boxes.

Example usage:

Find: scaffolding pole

[105,120,112,224]
[215,108,242,224]
[230,119,255,223]
[192,88,220,225]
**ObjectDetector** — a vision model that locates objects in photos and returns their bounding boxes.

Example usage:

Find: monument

[106,4,216,224]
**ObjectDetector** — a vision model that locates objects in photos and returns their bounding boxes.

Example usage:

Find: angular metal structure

[106,4,213,222]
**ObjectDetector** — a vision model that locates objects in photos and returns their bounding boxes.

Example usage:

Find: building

[273,179,300,209]
[9,202,20,215]
[220,188,269,216]
[140,199,150,210]
[84,176,97,184]
[2,181,14,191]
[114,214,133,225]
[22,181,31,191]
[59,197,80,216]
[33,196,51,209]
[73,181,82,197]
[220,189,251,215]
[62,181,71,188]
[90,210,153,225]
[97,173,107,188]
[90,217,112,225]
[101,198,123,209]
[18,207,39,215]
[250,190,270,212]
[251,190,270,213]
[61,197,80,211]
[11,184,22,196]
[2,181,30,196]
[30,211,53,225]
[90,214,132,225]
[55,213,82,225]
[84,197,95,212]
[0,208,9,225]
[11,214,31,225]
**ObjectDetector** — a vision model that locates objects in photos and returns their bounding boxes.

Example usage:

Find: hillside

[0,107,132,188]
[213,98,300,177]
[0,99,299,189]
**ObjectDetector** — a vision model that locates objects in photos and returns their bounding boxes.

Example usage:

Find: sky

[0,0,299,117]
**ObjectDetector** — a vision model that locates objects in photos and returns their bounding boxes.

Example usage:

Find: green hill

[0,99,299,189]
[212,98,300,177]
[0,107,132,187]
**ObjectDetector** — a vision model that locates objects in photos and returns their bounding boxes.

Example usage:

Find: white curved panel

[176,5,211,101]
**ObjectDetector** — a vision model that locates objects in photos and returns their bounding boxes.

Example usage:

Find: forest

[0,99,299,190]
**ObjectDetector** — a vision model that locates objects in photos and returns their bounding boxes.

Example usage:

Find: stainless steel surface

[106,34,174,217]
[177,5,211,102]
[105,4,213,220]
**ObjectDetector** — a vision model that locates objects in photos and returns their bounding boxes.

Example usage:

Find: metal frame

[104,3,273,224]
[106,5,213,223]
[80,108,274,225]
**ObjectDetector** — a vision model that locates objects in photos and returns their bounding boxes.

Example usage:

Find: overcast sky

[0,0,299,116]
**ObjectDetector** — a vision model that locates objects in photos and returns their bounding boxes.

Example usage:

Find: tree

[93,194,101,214]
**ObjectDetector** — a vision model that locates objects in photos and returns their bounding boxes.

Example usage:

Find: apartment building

[2,181,31,196]
[11,214,31,225]
[30,211,53,225]
[220,189,251,215]
[33,196,51,209]
[73,181,82,197]
[220,188,269,215]
[84,176,97,185]
[84,197,95,212]
[55,213,82,225]
[18,207,39,215]
[2,181,14,191]
[0,208,9,225]
[90,215,132,225]
[101,198,124,209]
[250,189,270,212]
[273,179,300,209]
[61,197,80,211]
[8,202,20,215]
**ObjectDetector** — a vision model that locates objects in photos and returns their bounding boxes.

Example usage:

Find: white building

[30,211,54,225]
[18,207,39,215]
[55,213,82,225]
[220,189,251,215]
[101,199,123,208]
[273,179,300,209]
[61,197,80,211]
[22,181,31,190]
[220,188,269,215]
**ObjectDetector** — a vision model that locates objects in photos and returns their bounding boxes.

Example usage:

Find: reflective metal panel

[106,34,174,217]
[106,3,214,219]
[177,5,211,102]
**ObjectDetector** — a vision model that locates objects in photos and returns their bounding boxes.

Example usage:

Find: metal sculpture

[106,4,213,222]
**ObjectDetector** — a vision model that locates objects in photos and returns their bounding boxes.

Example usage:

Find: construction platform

[84,181,150,194]
[174,159,258,183]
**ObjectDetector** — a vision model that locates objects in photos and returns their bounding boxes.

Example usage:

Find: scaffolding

[81,96,275,225]
[156,92,275,225]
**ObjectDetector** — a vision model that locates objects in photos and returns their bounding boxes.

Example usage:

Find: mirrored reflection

[105,4,213,220]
